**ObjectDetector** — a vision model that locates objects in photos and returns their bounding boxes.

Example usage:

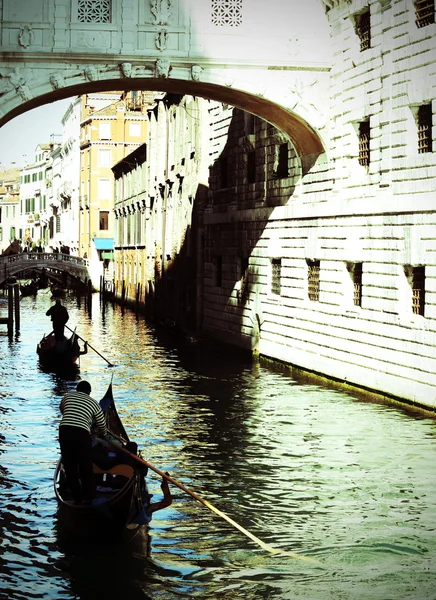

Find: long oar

[65,325,114,367]
[105,439,320,564]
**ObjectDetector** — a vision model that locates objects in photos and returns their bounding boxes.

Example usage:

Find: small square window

[412,266,425,316]
[415,0,435,27]
[271,258,281,296]
[417,104,433,153]
[358,120,370,167]
[356,10,371,51]
[307,260,320,302]
[77,0,112,23]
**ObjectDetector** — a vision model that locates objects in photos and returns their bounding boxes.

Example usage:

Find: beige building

[78,91,152,281]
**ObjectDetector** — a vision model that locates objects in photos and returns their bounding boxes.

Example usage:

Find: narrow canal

[0,291,435,600]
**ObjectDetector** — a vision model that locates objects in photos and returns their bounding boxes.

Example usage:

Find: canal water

[0,291,435,600]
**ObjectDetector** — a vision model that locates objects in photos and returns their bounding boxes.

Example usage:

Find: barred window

[271,258,281,296]
[417,104,433,154]
[412,266,425,316]
[78,0,111,23]
[358,120,370,167]
[307,260,320,302]
[56,215,61,233]
[353,263,363,307]
[211,0,243,27]
[356,10,371,51]
[415,0,435,27]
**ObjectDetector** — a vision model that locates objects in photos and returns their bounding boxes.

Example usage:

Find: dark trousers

[59,426,95,503]
[53,323,65,341]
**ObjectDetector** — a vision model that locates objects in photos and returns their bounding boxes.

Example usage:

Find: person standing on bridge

[46,298,69,341]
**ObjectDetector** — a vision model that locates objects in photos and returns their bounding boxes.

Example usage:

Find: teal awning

[93,237,114,250]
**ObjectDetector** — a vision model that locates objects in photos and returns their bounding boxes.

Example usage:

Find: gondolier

[59,380,107,505]
[46,298,69,340]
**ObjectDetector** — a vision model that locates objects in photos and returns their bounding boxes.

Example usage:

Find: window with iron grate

[415,0,435,27]
[417,104,433,153]
[77,0,111,23]
[307,260,320,302]
[412,266,425,316]
[271,258,281,296]
[353,263,363,307]
[358,120,370,167]
[211,0,243,27]
[356,10,371,51]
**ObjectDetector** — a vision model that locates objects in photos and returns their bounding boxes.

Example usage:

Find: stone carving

[84,65,98,81]
[150,0,173,25]
[191,65,202,81]
[288,75,327,130]
[49,72,65,89]
[5,67,32,101]
[120,62,133,77]
[155,58,170,78]
[18,25,35,48]
[155,29,168,51]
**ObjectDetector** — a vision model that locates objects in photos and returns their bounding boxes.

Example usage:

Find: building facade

[202,0,436,409]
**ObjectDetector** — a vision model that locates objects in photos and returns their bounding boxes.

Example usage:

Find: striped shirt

[59,391,107,436]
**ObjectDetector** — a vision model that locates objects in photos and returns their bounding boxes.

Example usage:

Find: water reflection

[0,293,436,599]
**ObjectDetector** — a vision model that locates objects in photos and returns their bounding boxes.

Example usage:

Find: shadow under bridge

[0,253,90,288]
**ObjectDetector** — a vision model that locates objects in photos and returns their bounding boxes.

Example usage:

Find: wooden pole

[7,283,13,336]
[105,438,321,564]
[13,283,20,332]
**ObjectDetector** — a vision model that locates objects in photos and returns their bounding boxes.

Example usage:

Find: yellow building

[79,91,152,273]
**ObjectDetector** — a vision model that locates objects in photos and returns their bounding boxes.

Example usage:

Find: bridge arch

[0,0,331,160]
[0,254,91,288]
[1,76,326,161]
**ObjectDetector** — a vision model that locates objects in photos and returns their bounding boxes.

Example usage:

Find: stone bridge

[0,253,90,287]
[0,0,333,161]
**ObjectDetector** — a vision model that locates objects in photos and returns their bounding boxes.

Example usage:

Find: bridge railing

[0,252,89,268]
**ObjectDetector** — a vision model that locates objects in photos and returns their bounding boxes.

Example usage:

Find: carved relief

[150,0,173,25]
[49,72,65,89]
[155,58,170,78]
[155,29,168,51]
[84,65,98,81]
[5,67,33,102]
[18,25,35,48]
[191,65,202,81]
[120,62,133,77]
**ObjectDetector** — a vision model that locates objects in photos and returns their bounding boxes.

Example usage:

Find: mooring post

[7,283,14,336]
[14,282,20,332]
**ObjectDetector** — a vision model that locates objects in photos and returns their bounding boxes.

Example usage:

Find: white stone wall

[202,0,436,409]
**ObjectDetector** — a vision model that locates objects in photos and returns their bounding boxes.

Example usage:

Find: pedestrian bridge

[0,253,90,287]
[0,0,332,161]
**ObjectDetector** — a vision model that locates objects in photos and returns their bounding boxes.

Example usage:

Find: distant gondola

[36,330,82,370]
[54,383,153,540]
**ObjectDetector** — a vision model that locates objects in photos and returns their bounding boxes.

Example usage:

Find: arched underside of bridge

[0,73,326,161]
[1,264,88,288]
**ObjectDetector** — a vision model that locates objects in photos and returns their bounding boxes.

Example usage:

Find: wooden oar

[65,325,114,366]
[105,438,320,563]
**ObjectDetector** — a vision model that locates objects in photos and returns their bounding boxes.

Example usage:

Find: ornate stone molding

[18,25,34,48]
[155,29,168,51]
[155,58,170,78]
[150,0,173,26]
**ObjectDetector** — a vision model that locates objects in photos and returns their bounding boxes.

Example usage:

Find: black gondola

[36,330,81,369]
[54,383,152,540]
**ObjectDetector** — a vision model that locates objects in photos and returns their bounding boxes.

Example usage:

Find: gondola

[54,383,152,540]
[36,330,81,370]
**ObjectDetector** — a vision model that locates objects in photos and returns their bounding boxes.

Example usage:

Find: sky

[0,98,72,169]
